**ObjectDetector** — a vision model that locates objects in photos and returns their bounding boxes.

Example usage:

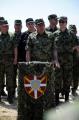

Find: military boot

[12,90,16,99]
[65,92,69,102]
[1,90,7,97]
[55,92,59,106]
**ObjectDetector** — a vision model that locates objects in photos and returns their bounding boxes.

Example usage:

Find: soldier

[0,20,17,104]
[0,17,7,97]
[68,25,79,96]
[13,20,22,98]
[53,17,78,105]
[21,19,59,120]
[46,14,59,105]
[46,14,58,32]
[20,18,36,62]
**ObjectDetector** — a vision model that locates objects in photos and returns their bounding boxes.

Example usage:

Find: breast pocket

[7,40,13,51]
[33,40,41,50]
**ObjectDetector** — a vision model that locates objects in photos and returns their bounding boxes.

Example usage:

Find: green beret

[48,14,58,20]
[26,18,34,24]
[35,19,44,25]
[14,20,22,25]
[59,16,67,22]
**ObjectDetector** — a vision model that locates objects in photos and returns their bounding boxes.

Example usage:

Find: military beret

[1,20,8,26]
[68,25,76,31]
[59,16,67,22]
[26,18,34,24]
[14,20,22,25]
[35,19,44,25]
[48,14,58,20]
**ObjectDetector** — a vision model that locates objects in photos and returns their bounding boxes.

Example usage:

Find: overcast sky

[0,0,79,34]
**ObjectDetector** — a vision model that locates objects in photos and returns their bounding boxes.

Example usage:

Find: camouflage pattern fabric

[18,31,56,120]
[68,25,79,94]
[72,36,79,93]
[13,32,22,90]
[0,33,17,95]
[26,31,55,61]
[18,63,55,120]
[53,28,76,100]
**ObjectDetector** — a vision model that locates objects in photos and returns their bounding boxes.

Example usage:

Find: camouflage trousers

[13,64,18,89]
[55,63,72,92]
[72,60,79,92]
[0,62,15,95]
[17,63,55,120]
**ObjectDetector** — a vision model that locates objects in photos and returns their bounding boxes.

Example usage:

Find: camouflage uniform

[0,17,7,96]
[13,20,22,97]
[18,19,56,120]
[53,17,76,103]
[46,14,59,105]
[0,20,17,103]
[68,25,79,95]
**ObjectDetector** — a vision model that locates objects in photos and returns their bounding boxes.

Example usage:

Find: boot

[55,92,59,106]
[12,90,16,99]
[65,92,69,102]
[1,90,7,96]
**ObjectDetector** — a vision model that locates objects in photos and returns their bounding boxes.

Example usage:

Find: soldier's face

[26,22,35,31]
[14,24,22,32]
[36,23,45,34]
[49,19,58,26]
[1,25,9,33]
[59,20,67,29]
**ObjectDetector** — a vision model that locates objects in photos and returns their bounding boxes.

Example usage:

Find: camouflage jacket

[0,32,17,62]
[73,35,79,60]
[26,31,56,62]
[53,28,77,64]
[13,32,22,61]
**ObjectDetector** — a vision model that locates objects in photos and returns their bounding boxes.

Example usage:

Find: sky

[0,0,79,34]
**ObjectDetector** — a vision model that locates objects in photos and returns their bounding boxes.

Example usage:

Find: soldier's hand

[26,51,30,62]
[52,60,60,69]
[13,58,17,65]
[73,46,79,52]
